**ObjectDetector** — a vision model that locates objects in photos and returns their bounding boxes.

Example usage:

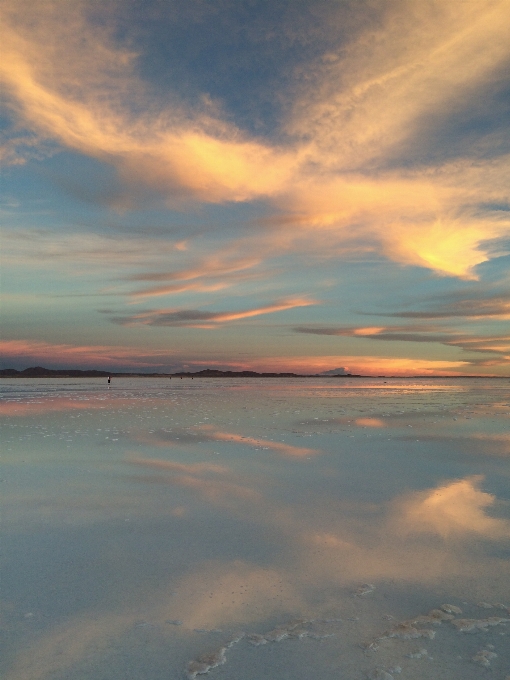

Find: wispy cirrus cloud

[112,297,317,327]
[0,0,298,204]
[127,280,231,300]
[127,255,260,283]
[198,426,320,458]
[294,325,510,362]
[2,0,509,278]
[1,228,189,269]
[131,427,319,459]
[294,324,440,337]
[126,253,263,300]
[127,456,261,504]
[379,294,510,320]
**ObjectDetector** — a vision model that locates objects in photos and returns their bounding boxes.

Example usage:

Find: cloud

[0,0,298,204]
[286,1,510,169]
[5,466,509,680]
[444,335,510,357]
[127,255,259,283]
[298,476,510,589]
[2,0,510,278]
[198,426,320,458]
[393,476,510,539]
[293,324,510,362]
[128,281,231,300]
[126,253,263,300]
[0,339,180,369]
[130,427,320,459]
[275,0,510,277]
[0,396,132,417]
[380,294,510,319]
[127,455,261,505]
[370,333,510,362]
[294,325,415,337]
[354,418,386,428]
[1,228,189,270]
[273,173,510,278]
[112,298,317,327]
[156,560,304,630]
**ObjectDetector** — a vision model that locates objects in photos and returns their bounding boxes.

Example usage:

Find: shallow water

[1,377,509,680]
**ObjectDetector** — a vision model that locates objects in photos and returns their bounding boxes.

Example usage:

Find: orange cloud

[123,251,267,302]
[128,254,261,283]
[353,327,386,336]
[294,325,510,363]
[0,1,298,204]
[394,476,510,539]
[114,297,318,327]
[128,281,230,301]
[0,397,125,417]
[286,1,510,176]
[274,174,509,279]
[354,418,386,428]
[381,216,509,280]
[129,427,320,458]
[2,0,509,278]
[199,426,320,458]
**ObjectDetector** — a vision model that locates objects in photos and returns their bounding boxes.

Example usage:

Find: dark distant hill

[0,367,500,379]
[0,366,170,378]
[0,366,362,378]
[1,366,111,378]
[173,369,307,378]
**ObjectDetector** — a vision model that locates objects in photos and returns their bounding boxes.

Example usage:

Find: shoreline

[0,367,507,379]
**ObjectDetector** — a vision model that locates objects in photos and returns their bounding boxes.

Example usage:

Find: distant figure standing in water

[108,375,111,384]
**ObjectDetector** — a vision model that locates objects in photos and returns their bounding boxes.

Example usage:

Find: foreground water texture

[1,377,509,679]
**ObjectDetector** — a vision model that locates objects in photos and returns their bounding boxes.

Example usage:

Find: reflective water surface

[1,377,509,679]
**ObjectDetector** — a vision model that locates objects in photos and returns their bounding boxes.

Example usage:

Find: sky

[1,0,509,376]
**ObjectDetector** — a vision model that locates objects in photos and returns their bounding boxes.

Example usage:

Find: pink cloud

[0,339,176,369]
[198,425,320,458]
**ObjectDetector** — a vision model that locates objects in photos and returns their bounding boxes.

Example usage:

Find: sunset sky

[1,0,509,375]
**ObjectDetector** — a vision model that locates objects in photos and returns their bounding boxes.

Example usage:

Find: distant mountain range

[0,366,361,378]
[0,367,504,379]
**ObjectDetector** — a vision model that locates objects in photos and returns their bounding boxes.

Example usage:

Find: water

[1,377,509,680]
